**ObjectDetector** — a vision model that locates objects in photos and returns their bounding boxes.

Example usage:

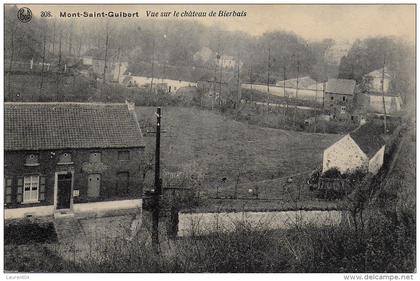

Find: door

[87,174,101,198]
[116,172,129,195]
[57,173,72,209]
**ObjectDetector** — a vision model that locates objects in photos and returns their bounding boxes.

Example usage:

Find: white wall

[5,205,54,220]
[73,199,142,213]
[322,135,369,174]
[178,210,342,237]
[369,95,402,114]
[241,84,324,103]
[125,76,196,92]
[370,77,391,93]
[368,146,385,175]
[5,199,142,220]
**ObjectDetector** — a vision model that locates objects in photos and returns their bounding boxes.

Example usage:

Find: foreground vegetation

[5,206,415,273]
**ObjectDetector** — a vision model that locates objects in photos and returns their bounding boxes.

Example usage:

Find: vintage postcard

[2,3,416,277]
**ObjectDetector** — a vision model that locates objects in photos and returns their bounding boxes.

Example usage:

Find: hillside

[136,106,341,189]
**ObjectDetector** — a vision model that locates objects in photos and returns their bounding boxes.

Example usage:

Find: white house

[368,94,403,114]
[82,56,93,66]
[322,122,385,175]
[363,67,392,93]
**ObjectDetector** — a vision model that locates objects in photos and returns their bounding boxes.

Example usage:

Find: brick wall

[4,147,144,209]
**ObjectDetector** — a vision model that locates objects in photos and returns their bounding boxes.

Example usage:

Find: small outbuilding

[322,122,385,175]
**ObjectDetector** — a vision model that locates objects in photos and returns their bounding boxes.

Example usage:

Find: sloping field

[136,106,341,189]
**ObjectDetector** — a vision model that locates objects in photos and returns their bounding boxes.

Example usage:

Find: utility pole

[236,51,241,113]
[150,38,156,93]
[151,107,162,254]
[249,64,253,104]
[314,81,318,133]
[381,55,388,134]
[293,59,300,126]
[283,66,288,120]
[212,58,218,111]
[39,25,47,95]
[266,48,271,110]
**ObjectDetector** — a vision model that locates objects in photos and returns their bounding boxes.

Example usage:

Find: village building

[82,56,93,66]
[241,76,324,103]
[4,102,145,219]
[322,122,385,175]
[324,78,356,120]
[363,67,392,93]
[120,75,197,93]
[360,67,403,115]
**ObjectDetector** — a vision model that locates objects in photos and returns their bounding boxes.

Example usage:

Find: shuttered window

[39,176,46,201]
[4,177,13,204]
[16,177,23,203]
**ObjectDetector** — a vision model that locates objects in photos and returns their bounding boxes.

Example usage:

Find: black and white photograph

[1,3,417,276]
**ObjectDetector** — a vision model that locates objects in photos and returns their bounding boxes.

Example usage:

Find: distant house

[363,67,392,93]
[324,78,356,119]
[322,122,385,175]
[241,76,324,103]
[121,75,197,93]
[82,56,93,66]
[367,93,403,115]
[4,102,145,219]
[360,67,403,115]
[219,55,242,69]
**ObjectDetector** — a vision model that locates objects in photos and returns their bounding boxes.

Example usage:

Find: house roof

[365,67,392,79]
[326,79,356,96]
[276,76,318,89]
[5,103,145,151]
[349,122,385,158]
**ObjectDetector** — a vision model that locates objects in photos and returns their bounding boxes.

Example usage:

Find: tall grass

[9,207,409,273]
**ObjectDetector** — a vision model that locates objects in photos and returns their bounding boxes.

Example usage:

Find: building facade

[4,102,145,219]
[322,122,385,175]
[324,78,356,120]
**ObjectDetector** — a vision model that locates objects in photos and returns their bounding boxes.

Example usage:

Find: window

[25,154,39,166]
[116,172,129,195]
[23,175,39,203]
[4,177,12,204]
[343,96,346,101]
[89,152,101,163]
[58,152,72,164]
[118,151,130,161]
[330,96,334,100]
[341,106,346,114]
[87,174,101,198]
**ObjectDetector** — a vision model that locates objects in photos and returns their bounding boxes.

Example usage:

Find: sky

[15,4,416,43]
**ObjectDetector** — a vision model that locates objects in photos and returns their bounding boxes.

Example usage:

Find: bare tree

[55,28,62,101]
[6,23,19,100]
[103,22,110,84]
[39,22,48,95]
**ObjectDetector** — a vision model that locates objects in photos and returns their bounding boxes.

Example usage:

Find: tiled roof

[350,122,385,158]
[5,103,145,151]
[326,79,356,96]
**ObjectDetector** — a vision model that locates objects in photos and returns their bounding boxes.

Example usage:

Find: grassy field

[136,106,342,209]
